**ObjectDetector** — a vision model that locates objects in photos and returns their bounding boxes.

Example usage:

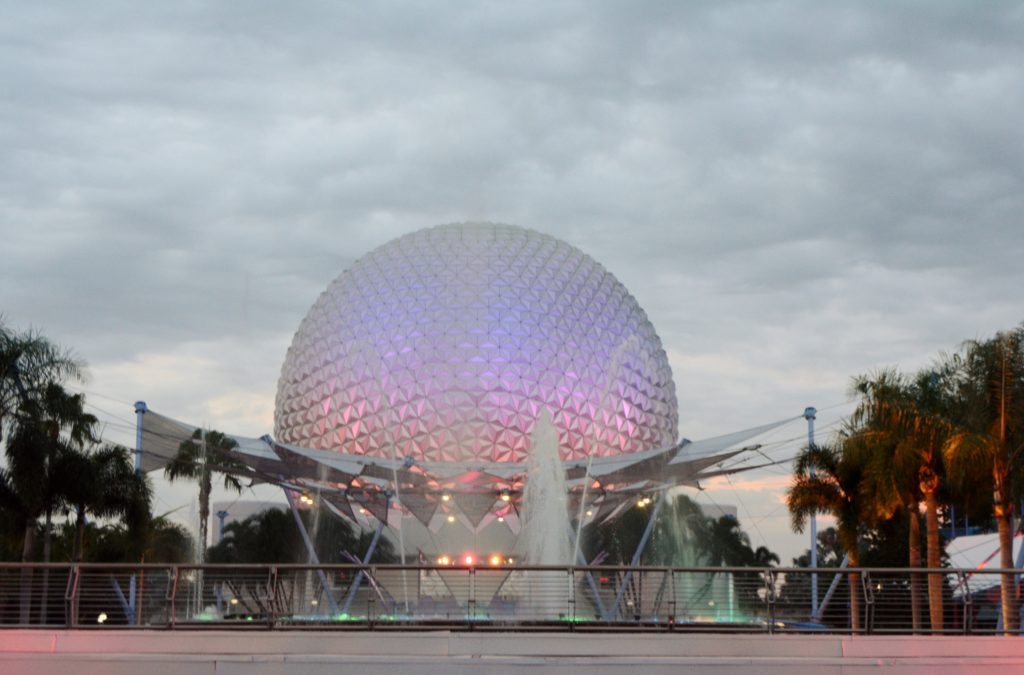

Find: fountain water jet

[520,409,572,618]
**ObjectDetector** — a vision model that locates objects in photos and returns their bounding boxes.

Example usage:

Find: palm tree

[164,428,246,563]
[3,381,97,623]
[847,367,953,631]
[142,516,196,564]
[944,328,1024,634]
[787,442,873,632]
[53,443,152,562]
[703,514,754,567]
[0,319,84,443]
[4,383,98,562]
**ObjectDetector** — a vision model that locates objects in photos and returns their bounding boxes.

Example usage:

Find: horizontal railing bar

[3,562,1015,636]
[1,563,1015,573]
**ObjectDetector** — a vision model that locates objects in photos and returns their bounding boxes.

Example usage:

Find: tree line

[1,319,392,570]
[787,324,1024,633]
[1,319,194,566]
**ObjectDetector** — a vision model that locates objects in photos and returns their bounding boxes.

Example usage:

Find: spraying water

[521,409,572,565]
[519,410,573,619]
[572,335,641,563]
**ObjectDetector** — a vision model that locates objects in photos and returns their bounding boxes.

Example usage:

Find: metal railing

[0,563,1019,633]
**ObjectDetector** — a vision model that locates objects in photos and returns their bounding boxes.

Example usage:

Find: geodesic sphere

[274,223,678,463]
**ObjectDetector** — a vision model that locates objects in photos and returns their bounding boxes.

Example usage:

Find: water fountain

[519,409,573,619]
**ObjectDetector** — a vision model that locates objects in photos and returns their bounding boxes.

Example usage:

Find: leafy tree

[0,319,85,444]
[208,508,301,563]
[791,527,845,568]
[140,517,196,564]
[1,326,96,623]
[787,442,874,632]
[777,527,846,626]
[164,429,247,563]
[4,382,98,563]
[207,505,395,564]
[944,327,1024,634]
[53,443,151,562]
[846,367,955,631]
[582,494,777,569]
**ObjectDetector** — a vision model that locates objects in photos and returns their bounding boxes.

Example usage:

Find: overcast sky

[3,2,1023,562]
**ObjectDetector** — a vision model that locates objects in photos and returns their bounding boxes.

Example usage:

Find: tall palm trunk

[848,547,861,633]
[996,502,1019,634]
[74,506,87,562]
[20,519,36,624]
[38,507,53,623]
[198,469,211,564]
[907,506,922,633]
[924,490,943,631]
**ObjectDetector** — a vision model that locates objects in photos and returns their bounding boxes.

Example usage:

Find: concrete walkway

[2,629,1024,673]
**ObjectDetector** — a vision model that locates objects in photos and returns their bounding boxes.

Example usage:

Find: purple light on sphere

[274,223,678,464]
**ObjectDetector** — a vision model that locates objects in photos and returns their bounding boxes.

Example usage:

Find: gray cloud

[3,1,1023,559]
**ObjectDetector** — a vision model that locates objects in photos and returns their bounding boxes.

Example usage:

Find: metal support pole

[110,577,132,622]
[134,401,147,474]
[283,488,340,616]
[813,554,849,622]
[606,492,665,620]
[804,406,818,618]
[128,402,146,625]
[342,498,389,615]
[215,510,229,544]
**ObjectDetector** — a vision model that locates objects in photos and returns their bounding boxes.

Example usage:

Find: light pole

[804,406,818,619]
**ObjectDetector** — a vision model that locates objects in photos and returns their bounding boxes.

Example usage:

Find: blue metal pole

[215,510,229,544]
[129,401,146,625]
[134,401,146,474]
[804,406,818,619]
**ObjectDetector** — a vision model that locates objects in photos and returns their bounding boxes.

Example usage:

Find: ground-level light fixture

[446,514,456,523]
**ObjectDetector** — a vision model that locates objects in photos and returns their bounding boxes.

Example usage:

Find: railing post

[958,570,972,635]
[64,564,80,628]
[668,569,677,631]
[861,571,874,634]
[268,566,279,628]
[168,566,179,629]
[367,565,376,628]
[764,570,776,634]
[468,566,476,626]
[568,566,576,626]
